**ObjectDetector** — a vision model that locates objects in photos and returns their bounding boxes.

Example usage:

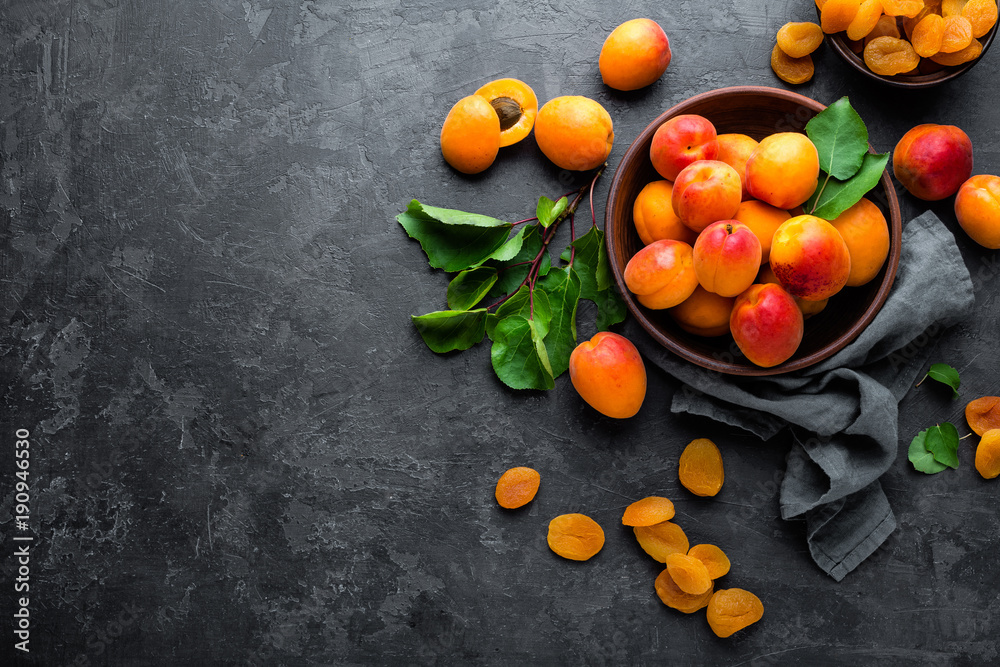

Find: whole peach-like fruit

[624,239,699,309]
[955,174,1000,249]
[893,123,973,201]
[650,114,719,181]
[440,94,501,174]
[599,18,672,91]
[716,133,760,201]
[569,331,646,419]
[534,96,614,171]
[769,214,852,301]
[693,220,762,297]
[757,264,828,318]
[633,180,698,246]
[829,197,890,286]
[671,160,743,233]
[730,283,804,368]
[733,199,791,264]
[669,285,735,337]
[745,132,820,209]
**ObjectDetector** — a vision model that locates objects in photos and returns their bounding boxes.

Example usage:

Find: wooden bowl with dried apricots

[818,0,998,89]
[604,86,902,376]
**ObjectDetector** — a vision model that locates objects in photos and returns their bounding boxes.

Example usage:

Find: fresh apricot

[745,132,820,210]
[649,114,719,181]
[955,174,1000,249]
[599,18,672,91]
[672,160,743,233]
[757,264,828,318]
[633,180,698,246]
[730,283,804,368]
[534,96,614,171]
[769,215,852,301]
[473,78,538,147]
[693,220,762,298]
[669,285,735,337]
[495,466,541,509]
[624,239,699,310]
[733,200,791,264]
[716,133,759,200]
[440,95,501,174]
[569,331,646,419]
[829,197,890,286]
[893,124,973,201]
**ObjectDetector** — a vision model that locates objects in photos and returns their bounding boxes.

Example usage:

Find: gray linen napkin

[627,210,975,580]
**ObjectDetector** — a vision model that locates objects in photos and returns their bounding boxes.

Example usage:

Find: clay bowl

[823,10,997,89]
[604,86,902,377]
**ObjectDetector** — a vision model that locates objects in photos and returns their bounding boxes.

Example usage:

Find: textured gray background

[2,0,999,665]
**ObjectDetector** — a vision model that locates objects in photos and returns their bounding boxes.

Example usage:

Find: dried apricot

[665,552,713,595]
[962,0,999,37]
[940,15,975,51]
[966,396,1000,435]
[633,520,690,562]
[777,21,825,57]
[678,438,725,497]
[440,95,500,174]
[866,13,903,43]
[622,496,676,527]
[473,78,537,148]
[688,544,732,579]
[930,36,984,62]
[883,0,926,17]
[975,429,1000,479]
[654,567,714,614]
[706,588,764,638]
[911,14,946,56]
[942,0,969,16]
[821,0,862,33]
[547,513,605,561]
[533,96,614,171]
[863,35,921,74]
[847,0,886,40]
[494,466,541,509]
[770,43,815,84]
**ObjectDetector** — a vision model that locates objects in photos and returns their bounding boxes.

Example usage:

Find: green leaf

[397,200,513,272]
[927,363,961,399]
[592,284,628,330]
[908,429,948,474]
[487,226,528,263]
[925,422,960,469]
[447,267,498,311]
[490,315,555,390]
[805,97,869,180]
[806,152,890,221]
[563,227,626,329]
[412,309,488,353]
[487,285,552,340]
[536,196,568,228]
[537,267,582,378]
[487,226,550,298]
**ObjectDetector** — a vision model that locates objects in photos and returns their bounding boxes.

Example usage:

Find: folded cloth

[627,210,975,580]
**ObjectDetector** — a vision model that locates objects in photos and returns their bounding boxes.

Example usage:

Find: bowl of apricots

[817,0,998,88]
[605,86,902,376]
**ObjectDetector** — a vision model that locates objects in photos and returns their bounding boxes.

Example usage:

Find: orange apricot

[962,0,999,37]
[622,496,676,526]
[707,588,764,638]
[957,175,1000,249]
[440,95,501,174]
[678,438,725,497]
[828,197,890,287]
[569,331,647,419]
[474,78,538,147]
[693,221,762,298]
[730,283,805,368]
[494,466,541,509]
[599,18,672,91]
[547,513,605,561]
[769,43,815,85]
[911,14,946,57]
[534,96,614,171]
[966,396,1000,435]
[821,0,862,33]
[687,544,731,579]
[882,0,926,17]
[769,215,852,301]
[624,239,699,310]
[633,180,698,246]
[669,285,735,337]
[930,37,984,63]
[745,132,820,210]
[940,15,975,51]
[864,36,922,74]
[777,21,826,57]
[757,264,829,318]
[975,429,1000,479]
[654,567,714,613]
[847,0,886,40]
[733,199,791,264]
[665,552,713,595]
[634,521,690,562]
[716,133,759,201]
[672,160,743,233]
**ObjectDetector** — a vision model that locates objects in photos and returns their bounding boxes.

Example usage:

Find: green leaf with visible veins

[563,227,626,329]
[447,267,497,311]
[927,362,961,399]
[490,315,555,390]
[806,97,869,180]
[537,267,582,378]
[486,226,550,298]
[909,428,948,474]
[397,200,512,272]
[487,226,527,263]
[806,152,890,221]
[412,309,488,353]
[487,285,551,340]
[925,422,960,469]
[536,196,568,228]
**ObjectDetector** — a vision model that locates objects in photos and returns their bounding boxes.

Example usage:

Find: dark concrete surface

[2,0,999,665]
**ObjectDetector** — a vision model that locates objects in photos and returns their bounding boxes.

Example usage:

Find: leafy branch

[398,165,625,390]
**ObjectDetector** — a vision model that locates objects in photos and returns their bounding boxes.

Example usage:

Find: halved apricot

[474,78,538,147]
